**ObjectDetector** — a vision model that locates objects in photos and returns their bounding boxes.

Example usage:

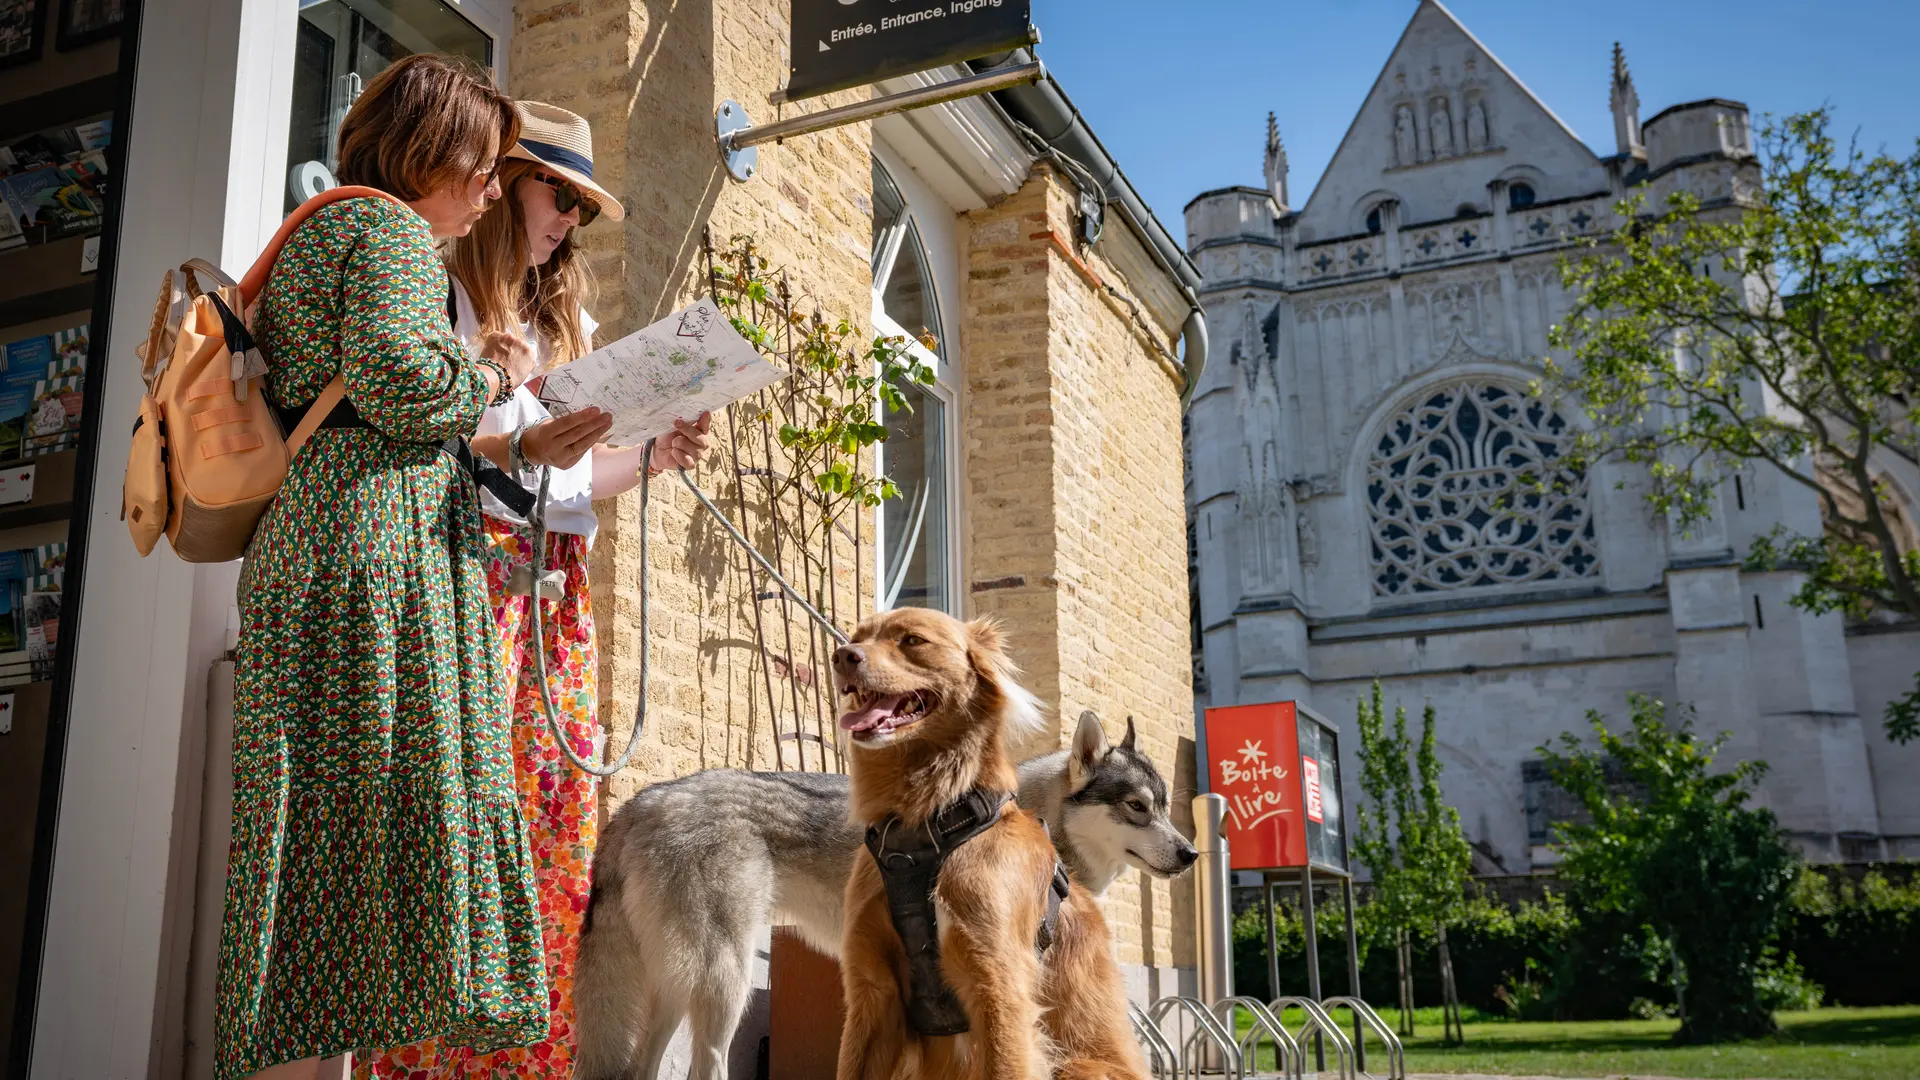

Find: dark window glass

[283,0,491,211]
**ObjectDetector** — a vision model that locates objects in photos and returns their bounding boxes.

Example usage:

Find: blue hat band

[518,137,594,180]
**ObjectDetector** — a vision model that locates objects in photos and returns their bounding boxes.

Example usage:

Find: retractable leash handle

[530,444,651,779]
[528,435,855,778]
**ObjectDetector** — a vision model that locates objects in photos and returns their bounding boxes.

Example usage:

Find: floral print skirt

[217,438,547,1080]
[358,517,600,1079]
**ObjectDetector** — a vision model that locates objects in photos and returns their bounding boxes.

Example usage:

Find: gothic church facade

[1184,0,1920,870]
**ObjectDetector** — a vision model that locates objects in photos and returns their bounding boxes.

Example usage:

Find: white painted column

[1383,200,1410,384]
[1660,344,1766,795]
[1487,180,1524,359]
[28,1,294,1077]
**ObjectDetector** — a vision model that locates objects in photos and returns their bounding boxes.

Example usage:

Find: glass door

[285,0,492,210]
[870,159,955,614]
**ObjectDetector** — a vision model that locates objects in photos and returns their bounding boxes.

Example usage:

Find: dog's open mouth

[839,688,939,740]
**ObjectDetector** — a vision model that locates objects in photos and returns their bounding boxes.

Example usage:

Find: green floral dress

[215,197,548,1079]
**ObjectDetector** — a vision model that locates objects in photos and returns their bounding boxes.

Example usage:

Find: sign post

[786,0,1036,102]
[1202,700,1348,876]
[1202,700,1362,1072]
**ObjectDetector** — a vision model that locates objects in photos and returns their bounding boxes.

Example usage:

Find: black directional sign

[787,0,1034,102]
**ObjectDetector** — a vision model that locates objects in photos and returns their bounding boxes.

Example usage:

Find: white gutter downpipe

[1177,302,1208,408]
[973,50,1208,408]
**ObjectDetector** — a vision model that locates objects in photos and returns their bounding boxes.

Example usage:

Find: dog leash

[524,446,851,779]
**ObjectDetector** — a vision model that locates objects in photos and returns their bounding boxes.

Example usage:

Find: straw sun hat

[503,100,626,221]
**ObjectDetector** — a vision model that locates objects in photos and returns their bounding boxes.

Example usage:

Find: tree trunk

[1395,929,1415,1037]
[1437,923,1464,1045]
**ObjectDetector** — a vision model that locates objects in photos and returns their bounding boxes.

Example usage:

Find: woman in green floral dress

[215,55,547,1080]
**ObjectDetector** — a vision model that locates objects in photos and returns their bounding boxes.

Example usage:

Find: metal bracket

[716,60,1046,184]
[717,99,758,182]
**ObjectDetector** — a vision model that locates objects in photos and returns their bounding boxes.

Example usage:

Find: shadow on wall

[1170,734,1199,970]
[1136,735,1201,996]
[627,0,727,330]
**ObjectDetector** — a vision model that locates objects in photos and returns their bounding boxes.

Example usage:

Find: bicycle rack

[1148,996,1245,1080]
[1318,998,1405,1080]
[1131,1001,1181,1080]
[1214,996,1302,1080]
[1266,996,1355,1080]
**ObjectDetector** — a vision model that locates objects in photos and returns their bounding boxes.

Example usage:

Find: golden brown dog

[831,608,1150,1080]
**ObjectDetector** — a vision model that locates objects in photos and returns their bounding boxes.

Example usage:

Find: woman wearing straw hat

[356,101,709,1080]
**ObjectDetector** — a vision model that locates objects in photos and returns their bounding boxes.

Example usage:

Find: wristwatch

[509,421,532,474]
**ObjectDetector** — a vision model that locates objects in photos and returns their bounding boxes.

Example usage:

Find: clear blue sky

[1027,0,1920,245]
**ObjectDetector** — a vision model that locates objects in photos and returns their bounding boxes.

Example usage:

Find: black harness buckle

[864,787,1072,1037]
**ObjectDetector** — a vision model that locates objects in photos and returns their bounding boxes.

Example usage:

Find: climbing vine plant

[697,232,938,773]
[707,233,935,536]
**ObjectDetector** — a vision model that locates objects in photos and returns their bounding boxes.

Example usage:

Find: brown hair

[335,53,519,202]
[446,159,596,364]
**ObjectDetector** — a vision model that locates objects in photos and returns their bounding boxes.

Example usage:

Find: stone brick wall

[511,0,1196,982]
[963,165,1198,977]
[512,0,877,798]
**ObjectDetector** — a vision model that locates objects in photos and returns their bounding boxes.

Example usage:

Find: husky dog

[575,708,1195,1080]
[1018,710,1196,896]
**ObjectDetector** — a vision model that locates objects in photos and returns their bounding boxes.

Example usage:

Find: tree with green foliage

[1354,682,1474,1042]
[1540,695,1799,1043]
[1539,109,1920,741]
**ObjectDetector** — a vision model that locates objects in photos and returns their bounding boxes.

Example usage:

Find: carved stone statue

[1429,101,1454,157]
[1394,104,1418,165]
[1466,99,1488,152]
[1296,505,1320,567]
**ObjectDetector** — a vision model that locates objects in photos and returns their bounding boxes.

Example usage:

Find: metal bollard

[1194,793,1234,1071]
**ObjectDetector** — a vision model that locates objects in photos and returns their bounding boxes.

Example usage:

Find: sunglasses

[533,172,600,227]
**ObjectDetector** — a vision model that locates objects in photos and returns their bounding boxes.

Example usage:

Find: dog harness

[863,787,1073,1037]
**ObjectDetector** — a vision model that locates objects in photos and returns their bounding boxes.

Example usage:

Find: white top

[450,279,602,546]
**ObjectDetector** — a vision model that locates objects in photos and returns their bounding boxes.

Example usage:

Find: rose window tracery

[1368,381,1600,597]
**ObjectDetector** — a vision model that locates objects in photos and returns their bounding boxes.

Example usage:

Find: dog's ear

[1069,709,1110,790]
[965,617,1044,735]
[1120,716,1138,753]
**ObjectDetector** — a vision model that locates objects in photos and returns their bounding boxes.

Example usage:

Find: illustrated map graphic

[536,297,787,445]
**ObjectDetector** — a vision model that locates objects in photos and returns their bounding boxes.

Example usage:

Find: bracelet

[509,421,532,473]
[475,356,513,406]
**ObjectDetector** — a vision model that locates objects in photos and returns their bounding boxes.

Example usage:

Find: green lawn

[1231,1004,1920,1080]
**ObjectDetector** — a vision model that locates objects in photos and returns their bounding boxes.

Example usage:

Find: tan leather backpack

[123,186,400,562]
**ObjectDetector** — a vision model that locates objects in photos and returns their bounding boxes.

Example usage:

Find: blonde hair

[445,159,597,364]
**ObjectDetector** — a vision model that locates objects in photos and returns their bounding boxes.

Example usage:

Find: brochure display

[0,0,125,1063]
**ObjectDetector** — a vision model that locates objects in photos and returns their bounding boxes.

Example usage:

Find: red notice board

[1203,701,1348,874]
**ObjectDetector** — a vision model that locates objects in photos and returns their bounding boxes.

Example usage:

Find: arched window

[1507,182,1537,210]
[1368,381,1600,597]
[1455,202,1480,219]
[1365,206,1383,235]
[871,159,954,613]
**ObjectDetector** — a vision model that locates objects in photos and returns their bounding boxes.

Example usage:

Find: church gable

[1293,0,1608,241]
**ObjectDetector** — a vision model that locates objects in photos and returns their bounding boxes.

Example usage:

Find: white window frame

[870,183,961,615]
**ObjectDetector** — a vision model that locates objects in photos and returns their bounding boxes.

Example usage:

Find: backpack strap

[253,186,408,457]
[285,376,346,458]
[238,185,408,305]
